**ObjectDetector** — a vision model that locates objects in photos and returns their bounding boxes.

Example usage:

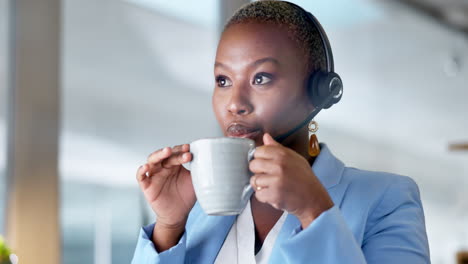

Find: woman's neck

[250,195,283,252]
[281,127,316,166]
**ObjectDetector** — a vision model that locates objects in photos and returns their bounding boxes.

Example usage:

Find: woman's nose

[227,86,253,116]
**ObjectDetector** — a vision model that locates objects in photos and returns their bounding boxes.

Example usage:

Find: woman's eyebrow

[214,57,280,71]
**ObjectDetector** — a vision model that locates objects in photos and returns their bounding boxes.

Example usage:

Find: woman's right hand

[136,144,196,230]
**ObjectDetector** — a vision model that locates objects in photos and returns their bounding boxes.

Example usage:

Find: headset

[273,1,343,143]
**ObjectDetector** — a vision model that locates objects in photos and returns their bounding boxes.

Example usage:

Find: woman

[132,1,430,263]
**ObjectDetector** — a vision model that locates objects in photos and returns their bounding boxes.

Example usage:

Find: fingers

[263,133,281,146]
[172,143,190,153]
[147,144,190,164]
[250,174,265,191]
[136,164,147,182]
[251,174,275,189]
[249,158,274,174]
[251,174,284,210]
[136,164,155,191]
[138,144,191,184]
[151,153,189,176]
[163,152,192,168]
[147,147,172,165]
[253,145,287,160]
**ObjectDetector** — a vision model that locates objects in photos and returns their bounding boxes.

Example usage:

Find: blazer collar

[311,143,345,189]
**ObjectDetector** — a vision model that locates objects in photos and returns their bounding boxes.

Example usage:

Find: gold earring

[308,120,320,157]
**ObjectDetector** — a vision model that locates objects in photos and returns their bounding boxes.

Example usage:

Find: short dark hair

[223,0,327,75]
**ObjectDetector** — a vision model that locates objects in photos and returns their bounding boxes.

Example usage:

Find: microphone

[273,85,342,143]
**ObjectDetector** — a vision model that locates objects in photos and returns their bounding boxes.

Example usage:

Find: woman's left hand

[249,133,334,228]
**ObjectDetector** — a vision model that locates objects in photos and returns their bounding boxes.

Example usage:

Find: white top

[214,200,288,264]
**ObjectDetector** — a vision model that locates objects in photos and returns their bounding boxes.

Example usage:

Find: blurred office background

[1,0,468,263]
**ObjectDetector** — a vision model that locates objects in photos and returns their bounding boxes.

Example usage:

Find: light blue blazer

[132,143,430,263]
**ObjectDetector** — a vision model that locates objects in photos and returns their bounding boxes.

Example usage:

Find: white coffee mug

[183,137,256,215]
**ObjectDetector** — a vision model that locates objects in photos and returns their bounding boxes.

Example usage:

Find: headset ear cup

[322,72,343,109]
[309,71,343,110]
[308,71,325,109]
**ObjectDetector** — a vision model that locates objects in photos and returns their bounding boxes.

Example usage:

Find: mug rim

[190,136,255,146]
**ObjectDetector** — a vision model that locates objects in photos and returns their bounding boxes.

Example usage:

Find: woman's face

[212,22,314,146]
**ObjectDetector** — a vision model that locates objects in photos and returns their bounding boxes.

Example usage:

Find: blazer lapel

[312,143,345,190]
[313,143,348,207]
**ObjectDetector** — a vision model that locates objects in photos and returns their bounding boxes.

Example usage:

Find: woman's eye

[253,73,272,85]
[216,76,232,87]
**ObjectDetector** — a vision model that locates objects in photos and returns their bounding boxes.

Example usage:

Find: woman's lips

[226,124,261,139]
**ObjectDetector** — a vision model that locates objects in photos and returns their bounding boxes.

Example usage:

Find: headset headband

[272,1,343,143]
[284,1,334,73]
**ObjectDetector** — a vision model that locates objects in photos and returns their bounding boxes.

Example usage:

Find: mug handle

[242,147,256,200]
[182,160,191,171]
[247,147,256,162]
[182,144,192,171]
